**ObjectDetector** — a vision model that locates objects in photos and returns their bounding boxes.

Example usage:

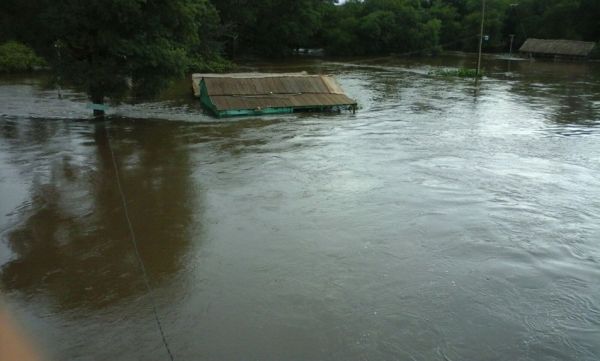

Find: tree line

[1,0,598,109]
[201,0,600,57]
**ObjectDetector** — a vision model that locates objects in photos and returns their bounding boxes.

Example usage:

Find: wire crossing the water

[104,122,175,361]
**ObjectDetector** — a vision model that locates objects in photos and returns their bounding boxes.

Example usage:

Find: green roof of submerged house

[192,72,357,118]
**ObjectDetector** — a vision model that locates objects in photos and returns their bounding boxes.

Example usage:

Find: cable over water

[104,121,175,361]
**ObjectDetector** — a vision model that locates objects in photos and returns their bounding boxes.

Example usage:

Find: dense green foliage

[47,0,227,103]
[0,41,45,72]
[214,0,331,57]
[0,0,228,108]
[322,0,441,55]
[0,0,598,108]
[327,0,599,55]
[213,0,599,56]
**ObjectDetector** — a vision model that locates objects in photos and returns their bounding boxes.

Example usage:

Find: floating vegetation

[428,67,483,78]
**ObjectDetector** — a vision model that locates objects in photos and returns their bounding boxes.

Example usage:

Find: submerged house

[519,38,596,59]
[192,72,357,118]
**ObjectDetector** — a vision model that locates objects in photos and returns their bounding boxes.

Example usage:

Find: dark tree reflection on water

[1,120,198,310]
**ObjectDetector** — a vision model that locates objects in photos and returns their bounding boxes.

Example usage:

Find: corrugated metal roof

[203,76,331,96]
[210,93,356,111]
[192,72,310,97]
[519,38,596,56]
[193,73,357,112]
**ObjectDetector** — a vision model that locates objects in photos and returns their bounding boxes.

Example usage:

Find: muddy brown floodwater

[1,56,600,361]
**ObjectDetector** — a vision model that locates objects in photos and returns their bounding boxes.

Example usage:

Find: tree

[429,0,462,48]
[322,0,441,56]
[576,0,600,40]
[39,0,221,116]
[214,0,333,57]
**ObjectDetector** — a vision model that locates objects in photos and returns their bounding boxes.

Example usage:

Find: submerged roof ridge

[519,38,596,56]
[192,72,312,79]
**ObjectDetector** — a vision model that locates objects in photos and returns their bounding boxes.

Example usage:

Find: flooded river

[1,56,600,360]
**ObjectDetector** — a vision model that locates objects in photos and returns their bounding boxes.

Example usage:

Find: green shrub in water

[0,41,46,72]
[429,67,482,78]
[188,55,236,73]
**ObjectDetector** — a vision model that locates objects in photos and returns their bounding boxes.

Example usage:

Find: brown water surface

[1,56,600,360]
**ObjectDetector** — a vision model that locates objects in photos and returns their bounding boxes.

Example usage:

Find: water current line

[104,122,175,361]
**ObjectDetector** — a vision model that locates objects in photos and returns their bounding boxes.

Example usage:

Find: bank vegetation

[1,0,597,107]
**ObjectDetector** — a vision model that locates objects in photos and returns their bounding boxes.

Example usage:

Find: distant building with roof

[192,72,357,118]
[519,38,596,59]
